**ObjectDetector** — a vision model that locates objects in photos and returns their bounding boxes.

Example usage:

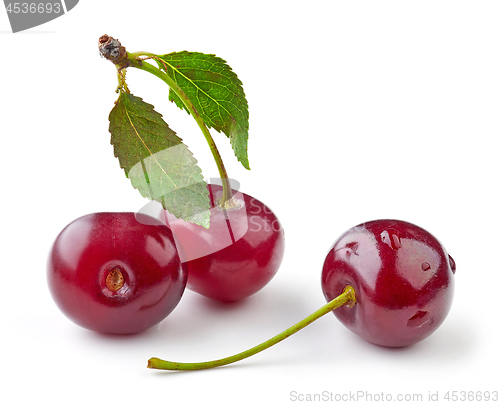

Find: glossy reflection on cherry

[322,219,455,347]
[47,212,186,334]
[164,184,285,302]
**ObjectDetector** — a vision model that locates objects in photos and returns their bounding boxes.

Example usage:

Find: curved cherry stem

[147,286,356,371]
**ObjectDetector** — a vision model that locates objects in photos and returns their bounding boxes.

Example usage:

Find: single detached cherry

[163,184,285,302]
[146,219,455,371]
[322,219,456,347]
[47,212,187,334]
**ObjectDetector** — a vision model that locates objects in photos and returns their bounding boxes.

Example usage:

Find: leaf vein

[123,107,178,190]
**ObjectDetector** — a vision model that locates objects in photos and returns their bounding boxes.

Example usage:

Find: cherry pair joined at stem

[46,184,285,333]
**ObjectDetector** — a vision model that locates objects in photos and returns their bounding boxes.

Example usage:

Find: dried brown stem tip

[99,35,130,69]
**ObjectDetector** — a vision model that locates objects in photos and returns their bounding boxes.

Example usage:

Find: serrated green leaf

[108,91,211,228]
[156,52,250,170]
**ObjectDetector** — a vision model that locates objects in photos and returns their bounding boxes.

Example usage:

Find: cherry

[163,184,285,302]
[100,37,285,302]
[146,219,455,371]
[321,219,456,347]
[47,212,186,334]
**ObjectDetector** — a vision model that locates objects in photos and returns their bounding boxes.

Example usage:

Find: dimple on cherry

[47,212,186,335]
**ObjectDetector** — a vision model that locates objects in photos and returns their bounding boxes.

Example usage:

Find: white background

[1,1,499,404]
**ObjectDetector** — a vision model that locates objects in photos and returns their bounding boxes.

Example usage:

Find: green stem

[116,66,129,93]
[147,286,356,371]
[127,55,235,207]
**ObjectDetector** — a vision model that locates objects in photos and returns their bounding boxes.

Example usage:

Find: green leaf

[156,52,250,169]
[108,91,211,228]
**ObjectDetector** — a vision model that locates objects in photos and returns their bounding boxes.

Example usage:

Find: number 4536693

[6,3,61,13]
[444,391,498,401]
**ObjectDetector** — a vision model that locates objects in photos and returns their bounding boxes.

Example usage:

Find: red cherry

[146,219,456,371]
[321,219,455,347]
[47,212,186,334]
[164,184,285,302]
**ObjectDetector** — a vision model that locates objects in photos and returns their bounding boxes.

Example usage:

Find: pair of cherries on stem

[47,185,285,333]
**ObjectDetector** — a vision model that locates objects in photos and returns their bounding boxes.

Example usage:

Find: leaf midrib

[123,103,178,190]
[161,57,245,134]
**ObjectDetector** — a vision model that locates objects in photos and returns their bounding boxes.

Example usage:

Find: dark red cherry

[321,219,455,347]
[146,219,456,371]
[47,212,186,334]
[163,184,285,302]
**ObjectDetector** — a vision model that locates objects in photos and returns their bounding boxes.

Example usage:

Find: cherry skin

[321,219,455,347]
[47,212,187,334]
[163,184,285,302]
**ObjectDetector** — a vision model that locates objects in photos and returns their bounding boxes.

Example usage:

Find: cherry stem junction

[147,285,356,371]
[99,35,235,208]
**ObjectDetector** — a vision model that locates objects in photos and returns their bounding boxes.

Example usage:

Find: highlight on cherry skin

[47,212,187,334]
[321,219,455,347]
[147,219,455,371]
[161,184,285,302]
